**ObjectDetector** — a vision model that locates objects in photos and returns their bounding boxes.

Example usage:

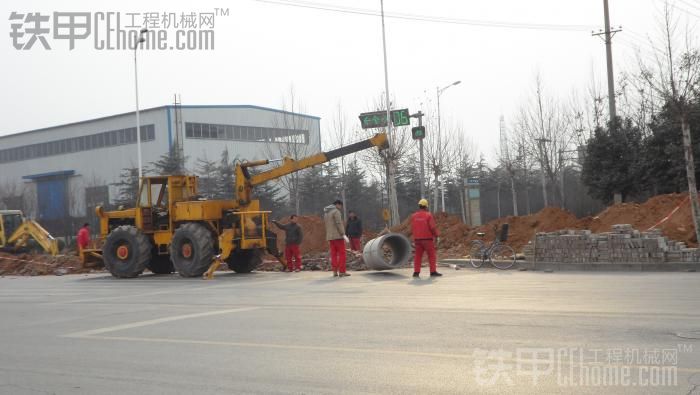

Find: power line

[678,0,700,13]
[252,0,597,32]
[653,0,700,18]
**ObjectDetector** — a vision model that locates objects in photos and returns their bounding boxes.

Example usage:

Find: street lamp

[436,80,461,212]
[134,28,148,188]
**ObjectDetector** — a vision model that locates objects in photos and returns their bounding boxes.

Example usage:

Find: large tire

[147,252,174,274]
[103,225,151,278]
[226,249,262,273]
[170,223,214,277]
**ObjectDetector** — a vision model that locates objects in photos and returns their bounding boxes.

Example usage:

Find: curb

[440,259,700,272]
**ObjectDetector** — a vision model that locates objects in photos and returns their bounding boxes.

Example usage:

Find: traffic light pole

[411,111,426,199]
[379,0,399,226]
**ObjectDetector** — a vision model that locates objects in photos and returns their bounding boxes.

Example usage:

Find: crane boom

[235,133,388,205]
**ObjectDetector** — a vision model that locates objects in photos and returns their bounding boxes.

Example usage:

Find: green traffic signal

[411,126,425,140]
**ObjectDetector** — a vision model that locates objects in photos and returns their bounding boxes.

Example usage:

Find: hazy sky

[0,0,688,160]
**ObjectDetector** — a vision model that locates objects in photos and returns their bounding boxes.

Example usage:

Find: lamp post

[378,0,399,226]
[436,80,461,212]
[134,28,148,188]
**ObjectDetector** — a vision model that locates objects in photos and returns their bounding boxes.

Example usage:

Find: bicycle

[467,223,516,270]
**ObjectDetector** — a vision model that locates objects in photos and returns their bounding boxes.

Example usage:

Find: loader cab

[136,176,197,232]
[0,210,24,246]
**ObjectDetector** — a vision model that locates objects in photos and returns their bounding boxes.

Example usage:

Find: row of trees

[106,2,698,233]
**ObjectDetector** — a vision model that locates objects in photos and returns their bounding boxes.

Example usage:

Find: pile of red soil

[0,252,89,276]
[269,215,328,254]
[392,212,471,251]
[587,193,695,246]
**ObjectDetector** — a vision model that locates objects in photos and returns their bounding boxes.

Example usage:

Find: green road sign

[359,109,410,129]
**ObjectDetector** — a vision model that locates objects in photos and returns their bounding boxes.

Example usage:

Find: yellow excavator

[93,132,389,278]
[0,210,60,256]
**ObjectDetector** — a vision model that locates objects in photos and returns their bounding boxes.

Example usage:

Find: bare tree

[264,86,316,215]
[516,74,575,208]
[635,1,700,242]
[450,134,478,222]
[0,180,22,210]
[357,93,414,220]
[328,102,351,218]
[497,116,519,216]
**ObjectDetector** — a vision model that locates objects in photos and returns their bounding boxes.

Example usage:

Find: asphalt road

[0,268,698,394]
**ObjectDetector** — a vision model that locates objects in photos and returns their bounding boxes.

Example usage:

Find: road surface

[0,268,698,394]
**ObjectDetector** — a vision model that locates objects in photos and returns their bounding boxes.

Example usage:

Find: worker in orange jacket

[77,223,90,252]
[410,199,442,278]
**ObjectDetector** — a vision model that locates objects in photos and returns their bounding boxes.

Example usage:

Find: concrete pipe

[362,232,412,271]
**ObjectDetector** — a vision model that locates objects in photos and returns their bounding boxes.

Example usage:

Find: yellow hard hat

[418,198,429,207]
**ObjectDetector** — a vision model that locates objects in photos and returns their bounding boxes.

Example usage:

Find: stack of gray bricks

[525,224,699,264]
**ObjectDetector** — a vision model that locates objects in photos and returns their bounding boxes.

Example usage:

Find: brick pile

[523,224,699,264]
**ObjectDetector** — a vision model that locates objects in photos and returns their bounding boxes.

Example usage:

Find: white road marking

[47,276,300,305]
[62,306,259,338]
[66,334,700,373]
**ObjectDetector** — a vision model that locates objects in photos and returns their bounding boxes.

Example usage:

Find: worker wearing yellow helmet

[410,198,441,278]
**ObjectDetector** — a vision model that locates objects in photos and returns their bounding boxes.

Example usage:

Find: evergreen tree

[298,166,327,215]
[150,148,188,175]
[582,118,643,203]
[216,148,237,199]
[642,102,700,195]
[195,156,218,199]
[254,180,287,216]
[112,166,140,207]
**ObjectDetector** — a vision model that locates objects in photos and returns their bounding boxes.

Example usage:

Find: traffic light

[411,126,426,140]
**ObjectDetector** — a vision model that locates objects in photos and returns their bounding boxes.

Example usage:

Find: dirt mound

[588,193,695,245]
[392,212,471,252]
[270,215,328,254]
[0,252,89,276]
[452,207,582,255]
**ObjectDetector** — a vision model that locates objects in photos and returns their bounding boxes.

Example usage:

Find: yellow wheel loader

[93,133,389,278]
[0,210,60,256]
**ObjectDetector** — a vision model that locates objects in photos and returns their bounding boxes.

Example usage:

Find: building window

[183,122,309,145]
[0,124,157,164]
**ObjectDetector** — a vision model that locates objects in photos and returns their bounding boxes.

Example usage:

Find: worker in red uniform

[77,223,90,252]
[272,215,303,272]
[411,199,442,278]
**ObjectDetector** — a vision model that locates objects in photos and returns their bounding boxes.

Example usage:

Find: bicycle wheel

[468,241,486,268]
[490,244,516,270]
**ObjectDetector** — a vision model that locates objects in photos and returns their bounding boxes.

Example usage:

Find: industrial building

[0,104,321,235]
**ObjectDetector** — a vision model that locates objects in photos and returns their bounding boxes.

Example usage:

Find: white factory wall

[0,108,169,218]
[0,105,321,227]
[177,106,321,167]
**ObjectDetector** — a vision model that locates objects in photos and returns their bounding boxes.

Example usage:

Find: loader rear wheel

[226,249,262,273]
[147,253,174,274]
[103,225,150,278]
[170,223,214,277]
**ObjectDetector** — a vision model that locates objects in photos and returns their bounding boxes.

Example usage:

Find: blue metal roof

[22,170,75,180]
[1,105,321,140]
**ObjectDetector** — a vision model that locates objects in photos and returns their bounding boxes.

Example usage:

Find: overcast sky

[0,0,689,161]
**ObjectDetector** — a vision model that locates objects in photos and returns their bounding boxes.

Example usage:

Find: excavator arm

[7,220,60,256]
[235,133,388,205]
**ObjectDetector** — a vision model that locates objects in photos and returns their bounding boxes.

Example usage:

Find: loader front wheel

[103,225,150,278]
[226,249,262,273]
[170,223,214,277]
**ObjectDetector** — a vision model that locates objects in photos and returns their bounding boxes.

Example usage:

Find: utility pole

[133,28,149,188]
[379,0,399,226]
[411,111,426,199]
[592,0,621,120]
[435,80,461,212]
[593,0,622,203]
